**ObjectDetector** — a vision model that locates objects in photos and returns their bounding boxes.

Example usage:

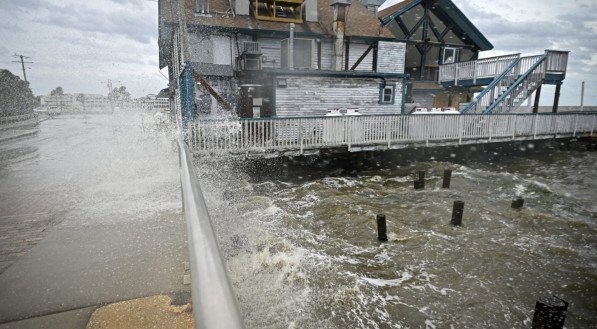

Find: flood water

[195,142,596,328]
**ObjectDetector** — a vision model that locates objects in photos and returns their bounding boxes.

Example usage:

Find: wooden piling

[451,201,464,226]
[414,171,425,189]
[376,214,388,242]
[442,169,452,189]
[532,296,568,329]
[511,197,524,209]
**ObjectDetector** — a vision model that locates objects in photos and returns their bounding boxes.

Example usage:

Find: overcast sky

[0,0,595,105]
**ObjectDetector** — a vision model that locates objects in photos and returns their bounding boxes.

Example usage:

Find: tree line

[0,69,38,117]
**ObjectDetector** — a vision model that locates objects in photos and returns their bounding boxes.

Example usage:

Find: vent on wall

[242,41,261,54]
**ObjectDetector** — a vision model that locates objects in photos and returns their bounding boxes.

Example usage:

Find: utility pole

[580,81,585,112]
[12,54,33,83]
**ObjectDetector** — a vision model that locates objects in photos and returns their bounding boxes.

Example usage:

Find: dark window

[379,84,395,104]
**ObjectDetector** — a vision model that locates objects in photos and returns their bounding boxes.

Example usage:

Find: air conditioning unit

[242,41,261,54]
[243,57,262,70]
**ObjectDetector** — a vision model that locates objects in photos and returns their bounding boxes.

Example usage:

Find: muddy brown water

[195,142,596,328]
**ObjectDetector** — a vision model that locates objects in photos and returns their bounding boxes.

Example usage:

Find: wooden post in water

[532,296,568,329]
[376,214,388,242]
[442,169,452,189]
[511,197,524,209]
[414,171,425,190]
[451,201,464,226]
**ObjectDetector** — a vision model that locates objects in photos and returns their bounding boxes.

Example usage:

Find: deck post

[533,85,542,113]
[488,115,493,141]
[473,62,477,85]
[573,114,578,137]
[458,115,463,145]
[512,115,517,140]
[553,83,562,113]
[347,116,352,151]
[299,119,304,155]
[533,114,539,139]
[386,117,392,149]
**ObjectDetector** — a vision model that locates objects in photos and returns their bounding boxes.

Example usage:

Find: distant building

[40,93,110,111]
[135,93,170,111]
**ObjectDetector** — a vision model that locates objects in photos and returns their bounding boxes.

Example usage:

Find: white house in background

[40,93,110,111]
[159,0,409,118]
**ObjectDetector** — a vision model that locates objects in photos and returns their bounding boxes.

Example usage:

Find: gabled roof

[378,0,493,51]
[160,0,394,39]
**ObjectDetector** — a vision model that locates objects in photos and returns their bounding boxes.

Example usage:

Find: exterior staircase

[439,50,569,114]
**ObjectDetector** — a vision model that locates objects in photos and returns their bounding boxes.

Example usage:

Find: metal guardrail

[190,113,597,155]
[178,137,244,329]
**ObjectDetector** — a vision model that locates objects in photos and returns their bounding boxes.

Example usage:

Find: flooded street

[196,145,597,328]
[0,112,189,326]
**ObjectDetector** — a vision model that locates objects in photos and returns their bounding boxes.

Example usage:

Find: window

[442,47,459,64]
[281,38,313,69]
[379,84,395,104]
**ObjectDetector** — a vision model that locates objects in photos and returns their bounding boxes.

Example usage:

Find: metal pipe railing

[179,137,244,329]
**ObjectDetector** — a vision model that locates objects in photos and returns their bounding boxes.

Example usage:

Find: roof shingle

[160,0,393,39]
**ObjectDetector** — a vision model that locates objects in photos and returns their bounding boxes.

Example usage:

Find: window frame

[379,83,396,105]
[442,47,459,64]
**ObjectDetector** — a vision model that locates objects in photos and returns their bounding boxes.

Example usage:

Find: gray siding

[275,76,402,117]
[348,43,374,71]
[258,37,282,69]
[188,33,213,63]
[377,41,406,74]
[320,41,333,70]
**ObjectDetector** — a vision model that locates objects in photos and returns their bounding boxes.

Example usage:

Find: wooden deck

[190,113,596,157]
[439,50,569,87]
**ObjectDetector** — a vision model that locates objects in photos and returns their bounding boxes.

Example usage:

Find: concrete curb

[0,130,38,143]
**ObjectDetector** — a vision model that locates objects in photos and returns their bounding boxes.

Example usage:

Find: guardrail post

[591,114,595,137]
[512,115,517,140]
[573,114,578,137]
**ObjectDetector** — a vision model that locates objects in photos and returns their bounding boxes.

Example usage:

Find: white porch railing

[191,113,596,155]
[439,54,520,84]
[439,50,568,85]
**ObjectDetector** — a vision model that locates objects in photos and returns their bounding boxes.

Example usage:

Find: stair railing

[484,54,547,114]
[461,58,521,114]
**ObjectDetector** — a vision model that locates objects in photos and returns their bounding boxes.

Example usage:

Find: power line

[12,54,34,83]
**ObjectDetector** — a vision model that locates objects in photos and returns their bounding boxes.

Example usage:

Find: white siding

[348,43,374,71]
[187,33,213,63]
[212,35,233,65]
[275,76,402,117]
[320,41,333,70]
[377,41,406,74]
